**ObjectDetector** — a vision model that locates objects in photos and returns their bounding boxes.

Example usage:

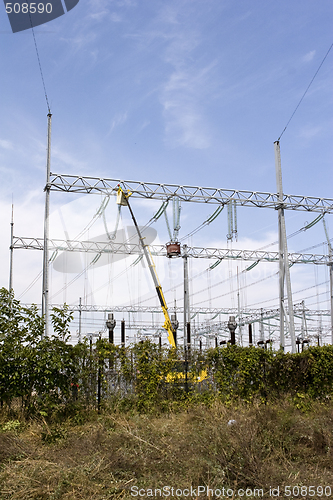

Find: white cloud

[136,119,150,134]
[108,112,128,135]
[52,146,88,172]
[0,139,13,150]
[298,125,322,140]
[303,50,316,63]
[161,59,217,149]
[160,27,216,149]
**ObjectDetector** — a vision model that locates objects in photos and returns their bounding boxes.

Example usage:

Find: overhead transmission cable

[278,42,333,141]
[18,270,43,299]
[29,13,51,113]
[179,205,224,242]
[253,213,326,252]
[246,280,330,309]
[18,18,51,300]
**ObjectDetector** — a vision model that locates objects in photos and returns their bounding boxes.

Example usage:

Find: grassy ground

[0,400,332,499]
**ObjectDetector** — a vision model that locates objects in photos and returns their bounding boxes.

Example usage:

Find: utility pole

[301,300,308,339]
[183,244,190,348]
[78,297,82,342]
[323,217,333,344]
[237,266,242,345]
[42,112,52,338]
[259,308,264,342]
[274,141,296,353]
[9,204,14,291]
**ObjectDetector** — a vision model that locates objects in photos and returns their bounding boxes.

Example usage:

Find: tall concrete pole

[42,113,52,337]
[9,204,14,291]
[274,141,296,353]
[323,217,333,344]
[78,297,82,342]
[278,208,285,349]
[183,245,190,348]
[330,264,333,345]
[259,308,264,341]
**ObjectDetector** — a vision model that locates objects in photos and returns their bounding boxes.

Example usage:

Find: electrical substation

[9,116,333,354]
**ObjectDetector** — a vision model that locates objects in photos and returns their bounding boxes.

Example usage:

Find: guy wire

[29,13,51,113]
[278,42,333,141]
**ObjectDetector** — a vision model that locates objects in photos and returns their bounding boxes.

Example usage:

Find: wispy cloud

[108,112,128,135]
[60,0,126,55]
[136,119,150,134]
[154,7,217,150]
[303,50,316,63]
[161,60,216,149]
[0,139,13,150]
[52,146,89,172]
[298,125,322,140]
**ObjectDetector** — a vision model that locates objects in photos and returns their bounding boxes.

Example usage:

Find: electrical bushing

[227,315,237,345]
[106,313,116,344]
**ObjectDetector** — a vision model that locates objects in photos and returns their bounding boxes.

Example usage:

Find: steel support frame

[48,173,333,213]
[41,113,52,337]
[37,155,332,345]
[275,141,296,353]
[12,236,330,265]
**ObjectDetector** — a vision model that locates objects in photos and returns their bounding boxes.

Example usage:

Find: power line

[29,14,51,113]
[278,42,333,141]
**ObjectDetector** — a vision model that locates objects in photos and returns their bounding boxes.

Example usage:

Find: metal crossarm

[12,236,330,265]
[49,173,333,213]
[23,302,331,320]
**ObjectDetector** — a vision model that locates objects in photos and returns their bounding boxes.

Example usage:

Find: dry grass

[0,400,333,499]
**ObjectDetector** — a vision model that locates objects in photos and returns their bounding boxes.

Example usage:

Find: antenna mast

[274,141,296,353]
[42,112,52,337]
[9,203,14,291]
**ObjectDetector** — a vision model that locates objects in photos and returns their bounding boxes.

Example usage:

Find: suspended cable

[254,213,328,253]
[18,270,42,299]
[296,236,333,254]
[246,280,330,309]
[278,42,333,141]
[29,13,51,113]
[192,270,279,307]
[179,205,224,242]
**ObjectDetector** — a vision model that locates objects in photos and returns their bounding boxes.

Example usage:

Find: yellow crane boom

[117,187,176,347]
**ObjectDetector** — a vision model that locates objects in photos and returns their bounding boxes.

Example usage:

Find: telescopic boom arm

[116,187,176,347]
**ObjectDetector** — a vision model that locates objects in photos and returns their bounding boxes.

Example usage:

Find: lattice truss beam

[12,237,330,265]
[49,174,333,213]
[33,302,329,323]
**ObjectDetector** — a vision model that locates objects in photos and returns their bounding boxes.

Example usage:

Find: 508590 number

[284,485,332,497]
[6,3,52,14]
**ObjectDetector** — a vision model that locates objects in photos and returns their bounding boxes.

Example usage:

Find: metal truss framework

[12,237,330,266]
[49,173,333,213]
[45,302,330,323]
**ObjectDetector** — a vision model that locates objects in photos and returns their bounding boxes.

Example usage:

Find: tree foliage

[1,287,333,417]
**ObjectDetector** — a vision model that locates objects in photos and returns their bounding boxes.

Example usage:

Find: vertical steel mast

[42,112,52,337]
[183,245,190,348]
[274,141,296,353]
[323,217,333,344]
[9,204,14,291]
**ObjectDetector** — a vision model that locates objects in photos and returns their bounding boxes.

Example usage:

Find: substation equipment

[9,115,333,353]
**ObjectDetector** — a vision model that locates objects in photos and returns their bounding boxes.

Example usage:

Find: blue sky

[0,0,332,345]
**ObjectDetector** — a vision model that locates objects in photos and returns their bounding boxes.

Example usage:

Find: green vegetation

[1,287,333,498]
